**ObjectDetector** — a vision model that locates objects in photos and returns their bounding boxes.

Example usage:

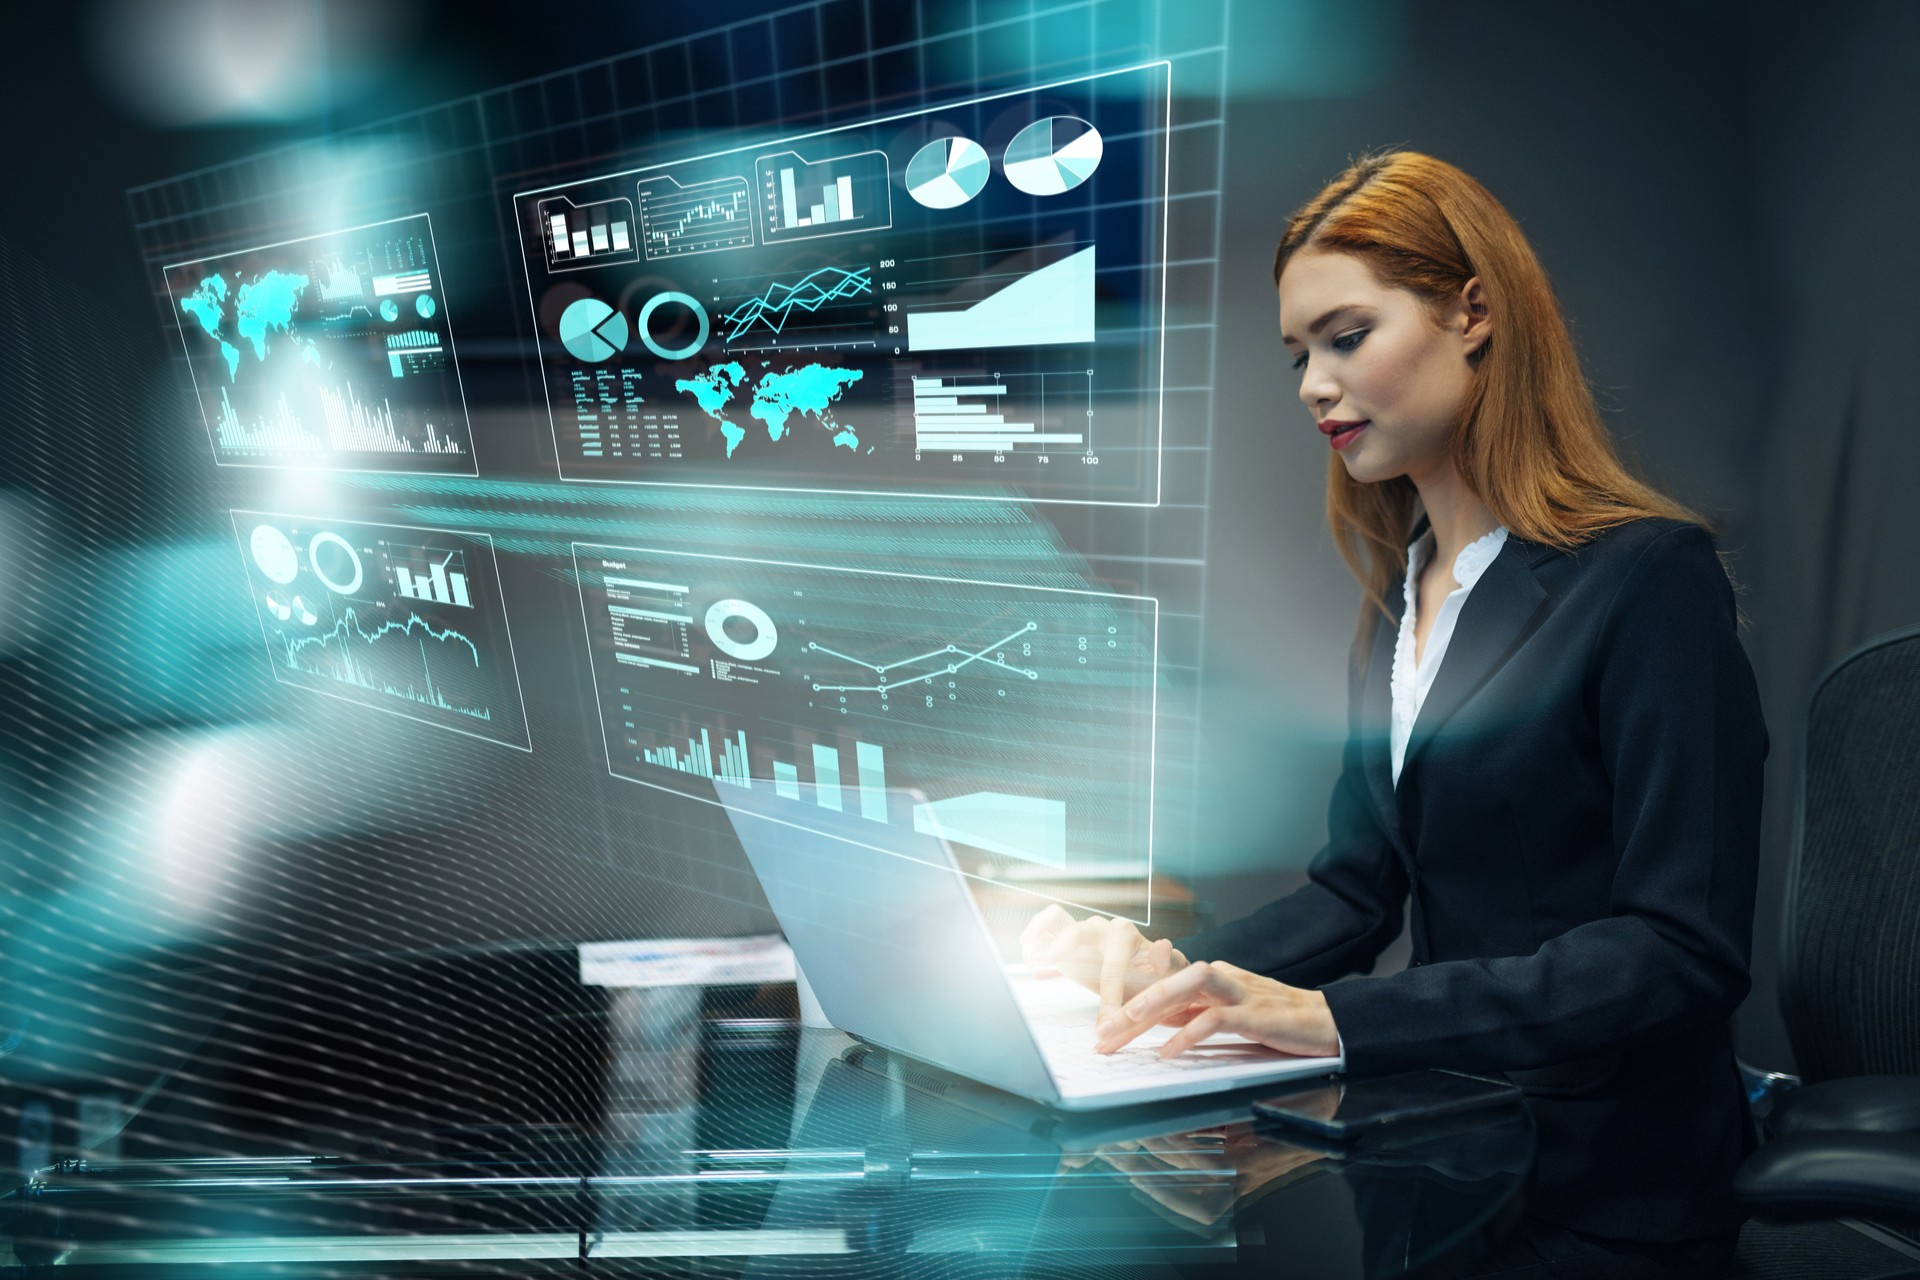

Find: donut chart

[637,291,711,361]
[704,598,778,662]
[307,530,363,597]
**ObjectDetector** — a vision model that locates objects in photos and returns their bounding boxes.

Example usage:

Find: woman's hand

[1092,959,1342,1059]
[1019,904,1189,1026]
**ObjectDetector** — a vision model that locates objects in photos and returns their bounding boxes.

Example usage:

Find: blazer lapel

[1398,539,1549,779]
[1360,587,1406,851]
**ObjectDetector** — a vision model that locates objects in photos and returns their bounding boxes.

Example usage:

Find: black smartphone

[1252,1069,1522,1140]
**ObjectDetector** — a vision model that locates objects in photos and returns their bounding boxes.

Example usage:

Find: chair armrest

[1737,1057,1800,1119]
[1734,1131,1920,1221]
[1769,1075,1920,1137]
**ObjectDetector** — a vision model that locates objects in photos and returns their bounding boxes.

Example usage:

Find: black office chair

[1729,624,1920,1279]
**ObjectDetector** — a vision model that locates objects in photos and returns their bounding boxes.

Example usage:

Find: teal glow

[914,792,1068,868]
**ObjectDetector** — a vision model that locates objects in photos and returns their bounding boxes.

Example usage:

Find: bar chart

[637,720,1070,866]
[537,195,639,272]
[644,727,753,786]
[911,373,1090,453]
[384,329,444,377]
[391,546,473,608]
[639,729,903,829]
[755,148,892,244]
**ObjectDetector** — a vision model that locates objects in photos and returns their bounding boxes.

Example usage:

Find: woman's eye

[1332,329,1368,352]
[1289,351,1307,372]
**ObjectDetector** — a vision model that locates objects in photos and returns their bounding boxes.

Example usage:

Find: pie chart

[558,297,629,363]
[906,136,991,210]
[249,524,299,584]
[1003,116,1103,197]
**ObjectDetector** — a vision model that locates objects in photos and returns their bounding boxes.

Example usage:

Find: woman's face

[1277,249,1488,486]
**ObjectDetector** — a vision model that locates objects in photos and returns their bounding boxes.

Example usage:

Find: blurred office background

[0,0,1914,1170]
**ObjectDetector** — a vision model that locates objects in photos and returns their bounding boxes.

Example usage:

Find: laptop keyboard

[1009,973,1290,1088]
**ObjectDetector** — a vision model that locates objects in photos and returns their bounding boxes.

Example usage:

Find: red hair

[1274,150,1703,636]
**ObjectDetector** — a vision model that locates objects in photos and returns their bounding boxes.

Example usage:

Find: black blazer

[1182,517,1767,1243]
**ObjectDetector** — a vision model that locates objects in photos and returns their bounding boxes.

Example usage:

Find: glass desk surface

[1,983,1535,1279]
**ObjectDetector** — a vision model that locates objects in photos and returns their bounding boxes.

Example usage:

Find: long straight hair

[1274,150,1702,646]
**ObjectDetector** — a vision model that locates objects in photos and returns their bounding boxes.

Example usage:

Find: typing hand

[1019,905,1189,1028]
[1091,959,1341,1059]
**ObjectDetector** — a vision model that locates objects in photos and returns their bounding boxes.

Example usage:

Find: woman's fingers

[1019,904,1075,964]
[1155,1006,1229,1059]
[1095,961,1243,1051]
[1098,917,1146,1023]
[1143,936,1175,980]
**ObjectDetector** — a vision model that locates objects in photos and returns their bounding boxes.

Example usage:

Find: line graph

[807,622,1039,694]
[637,174,755,260]
[279,607,493,721]
[721,266,872,342]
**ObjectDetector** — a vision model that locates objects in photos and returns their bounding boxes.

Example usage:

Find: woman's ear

[1460,276,1493,356]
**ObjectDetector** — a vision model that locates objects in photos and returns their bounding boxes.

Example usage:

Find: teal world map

[178,270,321,382]
[674,361,865,457]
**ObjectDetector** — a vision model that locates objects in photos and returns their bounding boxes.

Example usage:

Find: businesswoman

[1024,150,1766,1277]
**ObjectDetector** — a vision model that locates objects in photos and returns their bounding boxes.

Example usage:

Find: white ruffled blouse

[1390,525,1510,787]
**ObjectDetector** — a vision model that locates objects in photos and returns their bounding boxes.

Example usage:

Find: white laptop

[715,781,1341,1112]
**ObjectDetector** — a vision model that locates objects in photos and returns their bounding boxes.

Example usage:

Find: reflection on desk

[1,971,1533,1277]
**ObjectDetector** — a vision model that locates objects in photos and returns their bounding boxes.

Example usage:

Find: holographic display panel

[518,64,1169,505]
[168,216,476,474]
[234,511,530,749]
[574,544,1158,888]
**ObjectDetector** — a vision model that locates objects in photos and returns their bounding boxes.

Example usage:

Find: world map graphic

[674,361,865,457]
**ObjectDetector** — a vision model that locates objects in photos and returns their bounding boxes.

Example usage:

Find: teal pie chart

[1003,116,1103,197]
[558,297,629,363]
[906,136,990,209]
[378,298,400,322]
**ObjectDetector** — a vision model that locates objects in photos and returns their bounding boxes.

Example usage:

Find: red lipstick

[1319,419,1368,450]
